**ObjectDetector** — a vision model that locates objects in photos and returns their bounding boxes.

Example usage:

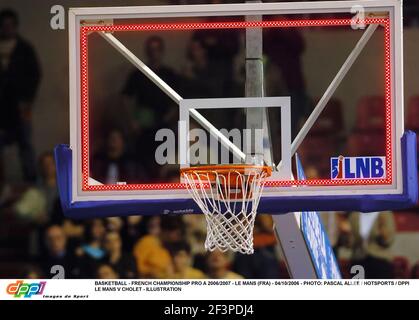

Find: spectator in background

[61,219,85,249]
[192,0,240,97]
[264,22,310,137]
[393,257,410,279]
[0,9,40,181]
[91,129,144,185]
[160,215,186,247]
[76,219,106,277]
[405,2,419,26]
[333,213,361,261]
[23,265,44,279]
[206,250,243,279]
[133,216,186,278]
[78,219,106,260]
[106,217,123,233]
[102,231,137,278]
[233,215,280,278]
[120,215,143,253]
[0,162,13,208]
[168,241,206,279]
[133,216,172,278]
[41,225,82,278]
[12,152,58,224]
[183,214,207,270]
[12,152,61,256]
[37,152,58,215]
[183,39,221,99]
[123,36,179,131]
[96,264,119,279]
[411,262,419,279]
[183,40,241,135]
[139,216,161,237]
[122,36,180,180]
[361,212,396,279]
[12,185,46,224]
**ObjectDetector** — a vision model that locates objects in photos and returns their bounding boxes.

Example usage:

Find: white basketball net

[181,166,271,255]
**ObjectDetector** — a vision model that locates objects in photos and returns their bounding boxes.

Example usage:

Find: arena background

[0,0,418,279]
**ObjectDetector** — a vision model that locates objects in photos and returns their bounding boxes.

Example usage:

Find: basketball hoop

[181,165,272,254]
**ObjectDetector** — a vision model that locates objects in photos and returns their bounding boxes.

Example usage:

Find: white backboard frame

[68,0,404,203]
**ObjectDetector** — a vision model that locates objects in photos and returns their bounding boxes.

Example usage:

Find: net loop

[181,165,271,254]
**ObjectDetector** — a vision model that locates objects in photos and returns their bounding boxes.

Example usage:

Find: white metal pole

[245,0,268,166]
[289,24,378,157]
[100,32,182,103]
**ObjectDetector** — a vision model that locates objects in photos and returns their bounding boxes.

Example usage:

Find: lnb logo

[331,156,386,179]
[6,280,46,298]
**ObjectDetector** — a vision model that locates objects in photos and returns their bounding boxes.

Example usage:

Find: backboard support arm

[287,23,378,163]
[245,1,273,166]
[99,31,246,161]
[243,0,317,279]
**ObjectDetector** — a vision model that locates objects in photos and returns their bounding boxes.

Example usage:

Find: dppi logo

[6,280,46,298]
[331,156,386,179]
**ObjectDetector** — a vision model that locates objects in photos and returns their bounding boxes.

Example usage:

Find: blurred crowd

[27,214,283,279]
[91,8,311,184]
[1,1,419,280]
